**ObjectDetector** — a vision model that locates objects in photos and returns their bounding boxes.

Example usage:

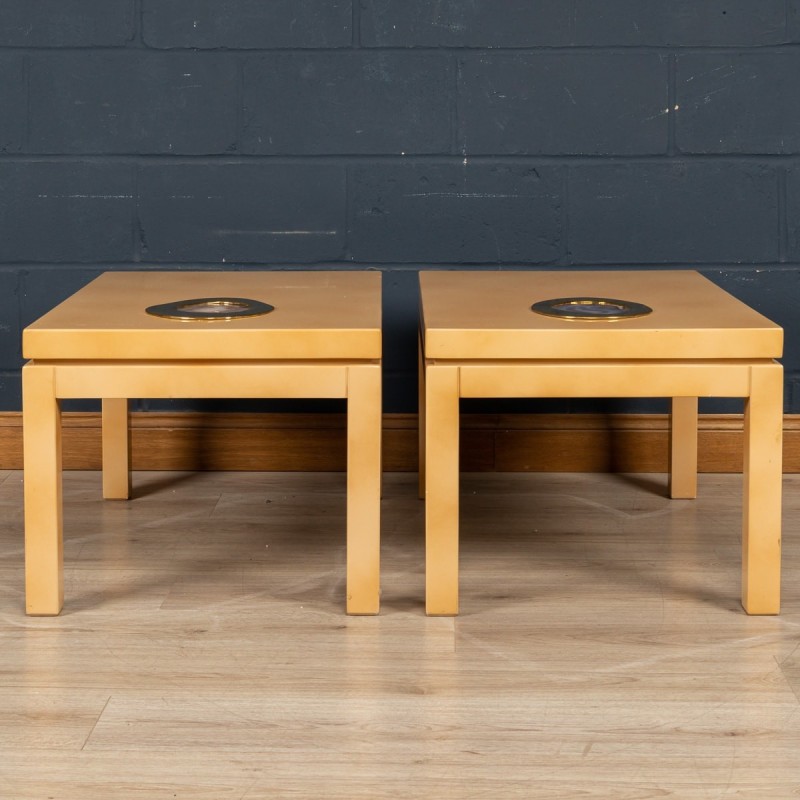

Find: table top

[420,270,783,360]
[24,271,382,360]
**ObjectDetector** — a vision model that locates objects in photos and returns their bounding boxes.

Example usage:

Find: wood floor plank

[0,688,110,750]
[1,471,799,798]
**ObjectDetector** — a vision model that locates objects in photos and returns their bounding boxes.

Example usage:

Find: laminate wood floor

[1,469,799,799]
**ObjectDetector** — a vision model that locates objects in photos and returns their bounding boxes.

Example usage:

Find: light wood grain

[419,270,784,616]
[420,270,782,359]
[21,271,383,616]
[23,271,382,360]
[2,470,800,797]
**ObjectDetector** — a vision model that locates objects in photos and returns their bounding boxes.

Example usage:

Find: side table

[419,270,783,616]
[23,271,382,615]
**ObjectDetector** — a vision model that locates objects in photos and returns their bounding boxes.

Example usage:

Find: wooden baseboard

[3,411,800,472]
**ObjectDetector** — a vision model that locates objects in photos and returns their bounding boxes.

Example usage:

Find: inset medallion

[531,297,653,321]
[145,297,274,321]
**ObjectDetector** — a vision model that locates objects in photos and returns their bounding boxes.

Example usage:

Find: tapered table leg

[742,362,783,614]
[346,363,382,614]
[102,398,131,500]
[23,363,64,615]
[669,396,698,499]
[425,364,460,615]
[418,332,426,500]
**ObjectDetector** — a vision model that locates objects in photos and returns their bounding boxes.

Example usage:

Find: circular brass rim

[531,296,653,321]
[145,297,275,321]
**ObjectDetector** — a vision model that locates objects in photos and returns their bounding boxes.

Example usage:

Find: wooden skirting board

[2,410,800,472]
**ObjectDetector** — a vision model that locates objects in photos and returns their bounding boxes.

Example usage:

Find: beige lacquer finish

[23,271,382,616]
[421,270,782,359]
[24,270,381,360]
[420,270,784,616]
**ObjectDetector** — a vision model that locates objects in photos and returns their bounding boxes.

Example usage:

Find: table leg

[346,363,382,615]
[102,398,131,500]
[418,332,426,500]
[669,396,698,499]
[425,364,460,615]
[742,362,783,614]
[23,363,64,615]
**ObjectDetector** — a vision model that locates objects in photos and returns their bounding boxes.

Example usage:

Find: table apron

[450,360,779,399]
[23,361,384,399]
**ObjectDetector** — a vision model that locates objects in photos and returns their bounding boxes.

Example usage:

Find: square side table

[23,271,382,615]
[419,270,783,616]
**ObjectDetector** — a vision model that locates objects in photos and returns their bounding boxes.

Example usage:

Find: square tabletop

[420,270,782,360]
[24,271,382,361]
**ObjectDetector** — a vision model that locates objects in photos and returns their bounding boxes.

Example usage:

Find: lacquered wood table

[23,271,382,615]
[419,270,784,616]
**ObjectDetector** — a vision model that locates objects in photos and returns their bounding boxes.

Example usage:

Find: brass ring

[531,296,653,321]
[145,297,274,321]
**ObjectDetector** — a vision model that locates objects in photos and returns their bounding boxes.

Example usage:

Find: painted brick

[711,268,800,374]
[0,1,796,416]
[0,0,133,47]
[349,162,562,263]
[362,0,786,47]
[29,53,238,155]
[783,168,800,263]
[142,0,351,49]
[0,164,133,263]
[138,164,346,263]
[361,0,571,47]
[0,271,20,369]
[0,56,25,155]
[677,54,800,154]
[243,53,452,155]
[572,0,786,46]
[0,372,21,411]
[20,269,103,328]
[790,0,800,41]
[568,163,778,264]
[459,53,668,156]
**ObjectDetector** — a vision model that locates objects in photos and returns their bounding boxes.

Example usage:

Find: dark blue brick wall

[570,1,786,47]
[142,0,352,49]
[362,0,786,47]
[0,163,133,262]
[350,162,562,264]
[677,54,800,153]
[138,163,347,262]
[458,53,669,156]
[29,53,239,154]
[0,0,134,47]
[1,1,798,414]
[784,168,800,262]
[361,1,573,48]
[0,55,25,153]
[242,53,453,155]
[0,270,20,370]
[568,163,778,264]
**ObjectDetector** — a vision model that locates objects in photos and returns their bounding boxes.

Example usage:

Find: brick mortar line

[352,0,361,48]
[2,45,800,55]
[779,168,789,263]
[132,0,143,46]
[0,155,797,164]
[667,53,677,156]
[4,262,800,271]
